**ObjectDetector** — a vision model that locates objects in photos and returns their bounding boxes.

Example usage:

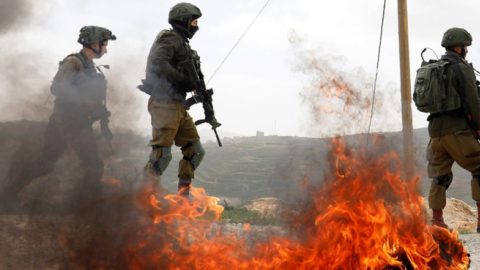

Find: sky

[1,0,480,139]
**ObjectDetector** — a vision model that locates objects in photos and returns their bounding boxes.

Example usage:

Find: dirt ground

[424,197,478,232]
[1,197,478,270]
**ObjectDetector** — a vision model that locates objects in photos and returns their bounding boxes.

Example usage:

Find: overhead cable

[206,0,272,85]
[366,0,387,147]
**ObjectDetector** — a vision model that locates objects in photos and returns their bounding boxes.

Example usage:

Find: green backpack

[413,60,448,113]
[413,59,462,114]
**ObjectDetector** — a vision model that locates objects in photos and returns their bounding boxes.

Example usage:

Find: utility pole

[397,0,415,181]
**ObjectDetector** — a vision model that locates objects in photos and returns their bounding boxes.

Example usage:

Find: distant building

[256,131,265,137]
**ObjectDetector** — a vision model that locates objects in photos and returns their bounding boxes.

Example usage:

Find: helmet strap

[172,23,193,39]
[186,17,192,33]
[87,41,102,57]
[460,47,467,58]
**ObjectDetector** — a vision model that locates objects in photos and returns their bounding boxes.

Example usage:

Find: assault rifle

[94,64,114,152]
[98,107,114,153]
[179,59,222,147]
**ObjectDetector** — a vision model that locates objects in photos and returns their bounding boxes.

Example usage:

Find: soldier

[3,26,116,207]
[426,28,480,231]
[138,3,220,198]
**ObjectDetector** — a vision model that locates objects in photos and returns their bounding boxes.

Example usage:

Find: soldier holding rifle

[138,3,221,198]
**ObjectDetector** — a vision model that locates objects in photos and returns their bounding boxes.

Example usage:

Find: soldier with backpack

[413,28,480,231]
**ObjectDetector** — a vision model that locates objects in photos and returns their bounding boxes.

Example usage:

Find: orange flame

[117,137,469,269]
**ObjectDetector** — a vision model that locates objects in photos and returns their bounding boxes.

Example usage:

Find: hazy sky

[1,0,479,138]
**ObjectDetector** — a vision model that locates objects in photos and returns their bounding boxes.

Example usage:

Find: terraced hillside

[0,121,476,207]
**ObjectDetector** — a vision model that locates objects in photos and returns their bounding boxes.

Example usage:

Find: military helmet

[78,25,117,45]
[441,27,472,47]
[168,2,202,24]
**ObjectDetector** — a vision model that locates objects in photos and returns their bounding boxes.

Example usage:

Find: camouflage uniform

[4,26,116,205]
[139,3,215,197]
[425,28,480,230]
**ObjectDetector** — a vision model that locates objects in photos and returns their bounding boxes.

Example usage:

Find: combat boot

[476,202,480,233]
[178,178,192,199]
[431,209,449,229]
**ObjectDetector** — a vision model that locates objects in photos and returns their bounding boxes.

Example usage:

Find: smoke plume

[288,29,401,137]
[0,0,34,34]
[0,0,56,122]
[101,54,148,133]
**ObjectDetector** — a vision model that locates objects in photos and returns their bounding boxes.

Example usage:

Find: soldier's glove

[178,75,195,93]
[209,117,222,129]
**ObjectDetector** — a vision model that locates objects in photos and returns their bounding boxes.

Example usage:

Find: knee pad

[182,140,205,170]
[433,173,453,190]
[148,146,172,175]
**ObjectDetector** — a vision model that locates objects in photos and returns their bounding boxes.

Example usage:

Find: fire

[60,137,470,269]
[118,137,468,269]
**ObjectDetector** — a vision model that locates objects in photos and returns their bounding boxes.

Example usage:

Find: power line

[366,0,387,147]
[206,0,272,86]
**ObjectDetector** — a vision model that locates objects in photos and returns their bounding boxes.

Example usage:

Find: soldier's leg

[441,129,480,232]
[3,117,68,199]
[176,141,205,197]
[429,173,452,229]
[145,146,173,176]
[175,105,202,198]
[426,137,454,229]
[70,126,104,203]
[144,99,179,190]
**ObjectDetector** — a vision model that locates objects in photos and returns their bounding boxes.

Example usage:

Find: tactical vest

[54,52,108,122]
[64,52,107,104]
[143,29,201,102]
[177,47,202,79]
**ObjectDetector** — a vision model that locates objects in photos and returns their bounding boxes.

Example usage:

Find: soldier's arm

[462,63,480,129]
[50,56,85,103]
[149,32,186,84]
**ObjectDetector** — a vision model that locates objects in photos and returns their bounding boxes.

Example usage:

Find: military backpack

[413,58,462,114]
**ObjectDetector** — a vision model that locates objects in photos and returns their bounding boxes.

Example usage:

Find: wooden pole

[397,0,415,181]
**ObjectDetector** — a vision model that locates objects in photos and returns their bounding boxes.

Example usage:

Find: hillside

[1,121,479,269]
[0,121,475,207]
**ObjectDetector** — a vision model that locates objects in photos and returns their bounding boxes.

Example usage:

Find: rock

[243,197,287,216]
